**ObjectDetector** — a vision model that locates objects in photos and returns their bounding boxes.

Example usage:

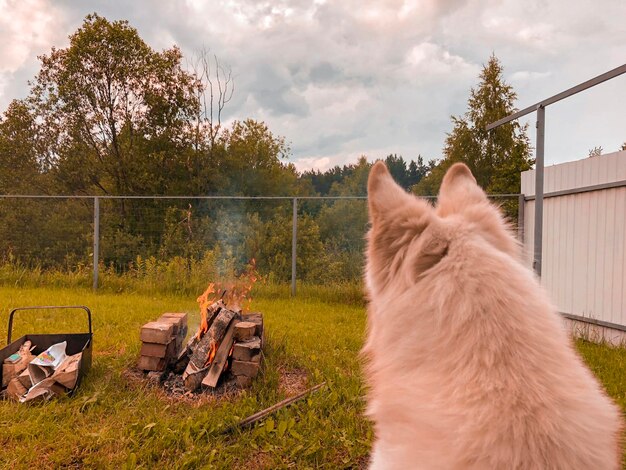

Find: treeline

[0,15,532,284]
[301,154,436,195]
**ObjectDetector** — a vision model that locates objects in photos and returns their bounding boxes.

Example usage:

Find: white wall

[521,150,626,330]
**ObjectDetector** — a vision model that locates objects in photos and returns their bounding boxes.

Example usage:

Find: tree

[30,13,200,196]
[414,54,533,198]
[188,48,235,150]
[0,100,48,194]
[214,119,296,196]
[588,146,603,158]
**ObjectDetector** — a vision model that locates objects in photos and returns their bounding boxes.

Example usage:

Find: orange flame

[196,282,216,337]
[223,343,235,373]
[194,259,260,341]
[204,343,218,367]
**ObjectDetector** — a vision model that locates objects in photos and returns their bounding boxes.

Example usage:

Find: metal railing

[487,63,626,276]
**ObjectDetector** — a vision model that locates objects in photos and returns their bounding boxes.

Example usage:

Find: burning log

[172,300,224,374]
[201,321,237,389]
[183,307,238,391]
[198,299,226,339]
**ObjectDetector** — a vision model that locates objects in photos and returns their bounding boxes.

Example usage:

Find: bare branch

[188,48,235,147]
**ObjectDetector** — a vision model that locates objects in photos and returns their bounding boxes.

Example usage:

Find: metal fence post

[517,193,525,243]
[291,197,297,297]
[534,105,545,277]
[93,197,100,290]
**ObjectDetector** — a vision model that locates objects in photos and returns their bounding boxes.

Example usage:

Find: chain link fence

[0,194,522,293]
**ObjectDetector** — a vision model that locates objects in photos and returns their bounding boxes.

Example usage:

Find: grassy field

[0,285,624,469]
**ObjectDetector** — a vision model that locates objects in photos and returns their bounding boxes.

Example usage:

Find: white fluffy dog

[363,161,622,469]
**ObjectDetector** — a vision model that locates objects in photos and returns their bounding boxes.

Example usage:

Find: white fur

[363,162,623,469]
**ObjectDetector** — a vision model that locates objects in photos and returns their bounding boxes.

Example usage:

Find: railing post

[93,197,100,290]
[291,197,297,297]
[534,105,545,277]
[517,193,525,243]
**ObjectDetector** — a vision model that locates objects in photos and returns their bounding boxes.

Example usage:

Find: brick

[232,337,261,362]
[231,360,260,378]
[137,355,167,371]
[140,321,174,344]
[234,321,256,341]
[140,339,176,358]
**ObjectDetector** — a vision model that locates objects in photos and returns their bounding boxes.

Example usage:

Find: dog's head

[365,161,520,299]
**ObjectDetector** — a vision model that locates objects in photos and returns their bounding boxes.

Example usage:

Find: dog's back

[363,162,623,469]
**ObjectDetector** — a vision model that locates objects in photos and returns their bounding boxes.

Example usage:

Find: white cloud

[0,0,624,168]
[404,42,478,77]
[509,70,552,82]
[0,0,64,102]
[292,156,332,172]
[0,0,61,72]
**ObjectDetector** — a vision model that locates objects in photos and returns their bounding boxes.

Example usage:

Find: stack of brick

[230,312,264,387]
[138,313,188,372]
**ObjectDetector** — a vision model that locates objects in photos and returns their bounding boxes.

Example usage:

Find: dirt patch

[277,366,309,396]
[237,450,274,469]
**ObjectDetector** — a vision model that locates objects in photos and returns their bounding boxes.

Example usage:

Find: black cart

[0,305,93,395]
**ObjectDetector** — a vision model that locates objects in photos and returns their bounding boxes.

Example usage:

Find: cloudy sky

[0,0,624,172]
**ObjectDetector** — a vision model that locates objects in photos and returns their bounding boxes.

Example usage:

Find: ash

[160,371,241,399]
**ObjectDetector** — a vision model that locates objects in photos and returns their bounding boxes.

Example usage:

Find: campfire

[136,261,264,394]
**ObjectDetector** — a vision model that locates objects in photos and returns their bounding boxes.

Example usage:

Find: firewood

[231,360,260,378]
[232,337,261,362]
[140,339,175,359]
[242,312,264,348]
[137,355,167,372]
[203,300,226,333]
[234,321,256,341]
[140,321,174,344]
[201,321,237,388]
[183,308,238,391]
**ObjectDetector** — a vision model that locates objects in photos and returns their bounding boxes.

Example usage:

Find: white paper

[30,341,67,368]
[27,341,68,385]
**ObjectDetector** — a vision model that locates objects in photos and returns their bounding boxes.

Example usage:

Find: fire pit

[135,262,264,396]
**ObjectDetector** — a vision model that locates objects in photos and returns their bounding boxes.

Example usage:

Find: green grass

[0,286,623,468]
[0,286,370,469]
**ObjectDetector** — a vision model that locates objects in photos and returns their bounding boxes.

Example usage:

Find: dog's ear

[367,161,445,290]
[368,161,412,224]
[436,163,486,217]
[436,162,520,259]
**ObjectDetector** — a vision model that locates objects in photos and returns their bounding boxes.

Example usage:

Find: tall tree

[414,54,533,197]
[30,13,200,196]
